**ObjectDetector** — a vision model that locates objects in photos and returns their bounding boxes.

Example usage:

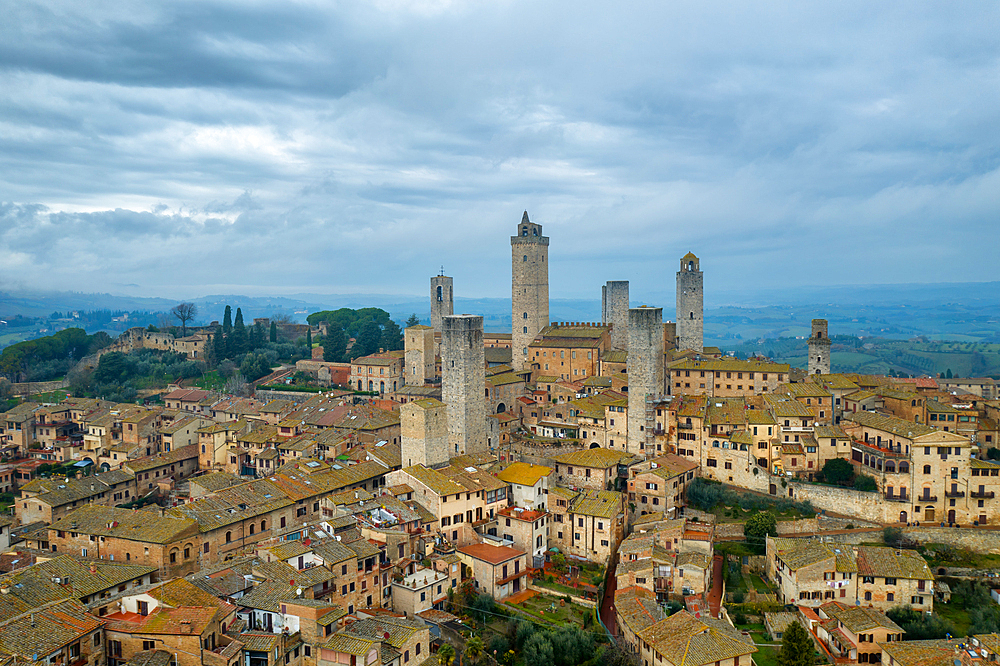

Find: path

[600,551,619,637]
[708,553,724,618]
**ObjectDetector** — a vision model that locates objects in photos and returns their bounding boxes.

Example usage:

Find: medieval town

[0,213,998,666]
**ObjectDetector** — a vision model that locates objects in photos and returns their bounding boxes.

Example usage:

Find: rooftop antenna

[439,265,445,276]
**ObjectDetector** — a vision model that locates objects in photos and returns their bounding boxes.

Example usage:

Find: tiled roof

[320,633,378,656]
[238,580,298,612]
[814,425,849,439]
[190,472,246,492]
[820,602,903,633]
[637,611,756,666]
[48,505,199,544]
[401,464,466,496]
[615,588,666,635]
[668,358,790,373]
[1,555,155,598]
[878,639,962,666]
[843,412,937,439]
[553,448,640,469]
[856,546,932,580]
[125,444,199,473]
[569,489,622,519]
[706,398,747,425]
[771,538,856,572]
[458,543,524,565]
[764,394,813,418]
[781,383,832,398]
[0,598,103,659]
[496,462,552,486]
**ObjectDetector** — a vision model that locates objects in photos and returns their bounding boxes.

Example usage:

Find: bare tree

[224,372,251,397]
[171,303,198,336]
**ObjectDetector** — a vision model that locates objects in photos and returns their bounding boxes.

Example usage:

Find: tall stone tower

[627,306,665,456]
[442,314,486,456]
[602,281,630,351]
[808,319,831,376]
[511,212,549,369]
[404,325,435,386]
[430,274,454,333]
[676,252,704,352]
[401,398,449,468]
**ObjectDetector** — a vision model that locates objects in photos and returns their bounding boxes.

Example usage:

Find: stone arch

[496,403,507,414]
[590,442,601,449]
[885,461,895,473]
[899,461,909,473]
[899,511,907,523]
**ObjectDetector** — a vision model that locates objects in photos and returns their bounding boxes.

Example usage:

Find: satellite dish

[296,587,303,596]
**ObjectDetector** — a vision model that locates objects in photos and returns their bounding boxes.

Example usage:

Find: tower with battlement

[404,325,435,386]
[676,252,704,352]
[627,306,665,456]
[602,281,630,351]
[808,319,831,375]
[511,212,549,369]
[442,314,486,456]
[430,275,454,333]
[401,398,448,468]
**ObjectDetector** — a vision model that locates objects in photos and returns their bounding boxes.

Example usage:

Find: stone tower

[627,306,665,456]
[404,325,435,386]
[430,274,454,333]
[808,319,831,376]
[442,314,486,456]
[401,398,449,468]
[511,211,549,369]
[676,252,704,352]
[602,281,630,351]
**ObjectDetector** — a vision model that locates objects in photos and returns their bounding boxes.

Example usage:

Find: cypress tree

[269,321,277,343]
[230,308,249,357]
[213,324,226,361]
[306,329,313,350]
[222,305,233,336]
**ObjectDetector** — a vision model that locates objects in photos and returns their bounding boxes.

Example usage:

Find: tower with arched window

[676,252,703,352]
[511,211,549,369]
[430,274,453,333]
[808,319,831,375]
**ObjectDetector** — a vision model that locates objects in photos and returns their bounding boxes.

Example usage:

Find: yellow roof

[496,462,552,487]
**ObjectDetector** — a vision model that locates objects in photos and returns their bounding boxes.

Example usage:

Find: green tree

[886,607,955,640]
[946,368,953,378]
[229,308,249,357]
[406,314,421,327]
[94,352,130,385]
[323,323,346,363]
[212,325,226,362]
[306,328,313,350]
[853,474,877,491]
[380,319,402,351]
[249,322,265,350]
[464,635,486,665]
[777,620,813,666]
[269,321,278,343]
[240,354,271,382]
[522,633,554,666]
[744,512,777,553]
[821,458,854,486]
[222,305,233,336]
[353,320,382,358]
[437,644,455,666]
[551,627,594,666]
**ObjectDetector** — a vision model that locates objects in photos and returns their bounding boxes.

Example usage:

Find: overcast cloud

[1,1,998,302]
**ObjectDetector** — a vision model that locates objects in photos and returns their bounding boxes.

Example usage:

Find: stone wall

[602,281,630,351]
[787,482,889,523]
[11,379,69,397]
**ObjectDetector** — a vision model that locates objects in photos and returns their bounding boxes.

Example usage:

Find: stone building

[430,274,453,333]
[627,306,665,455]
[511,211,549,369]
[457,543,527,600]
[809,319,832,375]
[400,398,448,468]
[602,280,630,351]
[675,252,704,352]
[404,324,435,386]
[442,314,486,456]
[636,610,757,666]
[527,322,610,380]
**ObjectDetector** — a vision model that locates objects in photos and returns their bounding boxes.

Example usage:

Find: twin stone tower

[402,211,708,468]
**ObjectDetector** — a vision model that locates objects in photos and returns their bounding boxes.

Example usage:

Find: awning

[72,460,93,467]
[548,547,560,553]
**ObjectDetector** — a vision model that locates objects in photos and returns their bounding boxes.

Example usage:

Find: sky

[1,1,998,303]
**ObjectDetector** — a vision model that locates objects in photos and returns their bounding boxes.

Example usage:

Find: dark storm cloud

[0,1,998,300]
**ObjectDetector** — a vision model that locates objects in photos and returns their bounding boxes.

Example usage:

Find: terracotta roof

[637,610,756,666]
[553,447,640,468]
[856,546,932,580]
[458,543,524,565]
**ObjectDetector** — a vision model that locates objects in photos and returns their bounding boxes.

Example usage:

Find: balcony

[678,423,694,430]
[884,493,909,503]
[945,490,965,498]
[917,495,938,503]
[972,490,996,499]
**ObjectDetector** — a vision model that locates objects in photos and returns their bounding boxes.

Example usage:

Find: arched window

[523,255,527,262]
[226,531,232,543]
[885,461,895,473]
[690,312,694,319]
[923,465,931,474]
[523,312,528,319]
[249,524,255,535]
[899,462,909,473]
[865,591,872,601]
[261,520,266,531]
[688,261,694,271]
[437,286,443,301]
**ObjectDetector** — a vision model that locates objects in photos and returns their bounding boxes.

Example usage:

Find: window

[143,640,155,651]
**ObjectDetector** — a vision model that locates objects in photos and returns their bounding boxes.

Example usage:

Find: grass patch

[534,578,587,598]
[195,370,226,390]
[30,389,69,403]
[750,575,771,592]
[512,592,590,628]
[922,543,1000,569]
[934,602,971,637]
[753,646,779,666]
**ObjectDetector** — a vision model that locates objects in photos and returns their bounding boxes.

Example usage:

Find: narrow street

[708,553,724,618]
[600,551,619,637]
